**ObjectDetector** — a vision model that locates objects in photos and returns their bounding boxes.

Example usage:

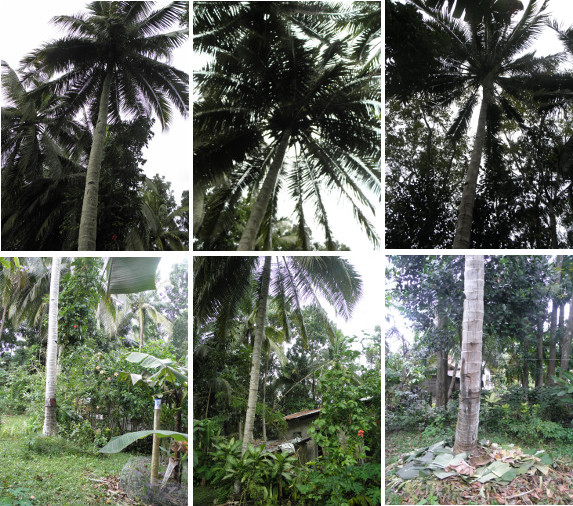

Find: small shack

[283,408,321,462]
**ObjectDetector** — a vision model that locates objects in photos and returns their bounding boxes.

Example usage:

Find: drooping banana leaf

[106,257,160,294]
[99,430,188,454]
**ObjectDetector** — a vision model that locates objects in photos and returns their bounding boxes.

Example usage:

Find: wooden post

[151,398,161,485]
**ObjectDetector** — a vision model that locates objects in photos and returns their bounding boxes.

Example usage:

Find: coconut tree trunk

[237,130,291,251]
[453,79,493,249]
[547,298,560,384]
[549,256,563,378]
[0,304,7,342]
[453,255,484,455]
[560,297,573,374]
[262,349,269,442]
[241,256,272,453]
[43,257,61,436]
[138,304,144,350]
[78,71,113,251]
[536,313,544,387]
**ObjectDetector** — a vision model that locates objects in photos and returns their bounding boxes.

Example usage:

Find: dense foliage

[194,1,381,250]
[1,2,189,251]
[0,258,188,455]
[385,0,573,248]
[194,255,381,504]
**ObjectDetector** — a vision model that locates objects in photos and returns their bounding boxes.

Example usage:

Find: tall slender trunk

[78,71,113,250]
[138,305,144,350]
[262,350,268,442]
[435,313,448,408]
[448,360,459,400]
[522,334,529,390]
[436,348,448,408]
[241,256,272,453]
[536,313,544,387]
[454,255,485,455]
[561,297,573,374]
[0,304,7,342]
[43,257,61,436]
[237,130,292,251]
[547,299,559,384]
[453,79,493,249]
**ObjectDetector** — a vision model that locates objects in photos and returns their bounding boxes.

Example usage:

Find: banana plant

[102,351,188,485]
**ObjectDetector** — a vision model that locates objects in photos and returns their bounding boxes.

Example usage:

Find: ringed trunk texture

[43,257,61,436]
[78,71,113,250]
[454,255,485,455]
[237,130,292,251]
[241,256,272,453]
[453,80,493,249]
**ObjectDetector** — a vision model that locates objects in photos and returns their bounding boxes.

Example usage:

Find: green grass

[0,415,139,505]
[193,484,221,506]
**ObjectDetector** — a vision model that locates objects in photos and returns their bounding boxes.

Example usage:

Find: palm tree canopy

[194,1,380,249]
[194,256,362,344]
[410,0,561,129]
[22,1,189,129]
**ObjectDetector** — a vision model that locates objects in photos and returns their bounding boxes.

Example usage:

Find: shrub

[208,438,298,504]
[27,435,86,456]
[294,461,381,506]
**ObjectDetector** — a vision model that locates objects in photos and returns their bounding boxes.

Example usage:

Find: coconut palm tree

[1,62,90,250]
[43,257,61,436]
[453,255,484,455]
[194,255,362,454]
[194,2,380,250]
[22,1,189,250]
[409,0,561,248]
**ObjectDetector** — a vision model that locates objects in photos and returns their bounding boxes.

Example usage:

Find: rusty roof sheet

[283,408,321,421]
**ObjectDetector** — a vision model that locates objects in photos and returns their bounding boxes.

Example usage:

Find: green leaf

[99,430,187,453]
[106,258,160,294]
[433,470,458,480]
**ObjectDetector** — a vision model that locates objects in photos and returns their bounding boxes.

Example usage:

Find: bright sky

[313,254,382,339]
[0,0,190,204]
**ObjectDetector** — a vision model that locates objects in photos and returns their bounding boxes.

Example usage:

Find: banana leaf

[100,430,188,454]
[106,258,160,294]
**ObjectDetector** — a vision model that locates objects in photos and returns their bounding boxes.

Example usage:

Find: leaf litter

[388,439,573,504]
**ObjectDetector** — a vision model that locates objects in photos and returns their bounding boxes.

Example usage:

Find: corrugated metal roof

[284,408,321,421]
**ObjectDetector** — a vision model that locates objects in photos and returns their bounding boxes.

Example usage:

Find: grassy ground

[0,415,141,505]
[385,429,573,505]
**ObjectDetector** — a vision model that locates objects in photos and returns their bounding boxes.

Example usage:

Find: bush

[208,438,298,504]
[386,390,431,431]
[294,461,381,506]
[27,435,87,456]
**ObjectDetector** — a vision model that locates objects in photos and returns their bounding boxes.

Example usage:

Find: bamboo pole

[151,398,161,485]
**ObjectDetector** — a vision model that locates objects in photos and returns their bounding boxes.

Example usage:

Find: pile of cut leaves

[394,440,554,486]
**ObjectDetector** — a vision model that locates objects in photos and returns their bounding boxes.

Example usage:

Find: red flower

[358,430,364,437]
[111,234,117,241]
[73,325,77,328]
